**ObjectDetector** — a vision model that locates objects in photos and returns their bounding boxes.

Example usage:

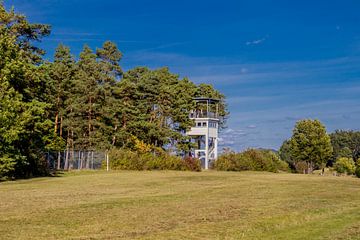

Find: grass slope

[0,171,360,240]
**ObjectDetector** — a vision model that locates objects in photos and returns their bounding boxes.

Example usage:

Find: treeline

[0,4,228,179]
[216,119,360,177]
[279,120,360,177]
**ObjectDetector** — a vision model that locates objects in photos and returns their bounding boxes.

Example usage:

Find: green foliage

[289,119,333,173]
[0,5,53,178]
[0,4,50,63]
[214,152,237,171]
[337,147,353,159]
[355,161,360,178]
[215,149,289,173]
[1,3,227,178]
[333,157,356,175]
[279,140,293,166]
[108,148,201,171]
[107,149,144,170]
[0,156,16,180]
[145,155,186,171]
[330,130,360,165]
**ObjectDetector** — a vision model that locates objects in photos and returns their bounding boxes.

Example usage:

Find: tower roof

[193,97,220,103]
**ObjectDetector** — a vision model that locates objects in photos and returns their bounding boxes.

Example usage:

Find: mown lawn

[0,171,360,240]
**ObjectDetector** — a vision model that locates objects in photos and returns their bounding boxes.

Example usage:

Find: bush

[108,149,144,170]
[145,154,186,170]
[355,159,360,178]
[108,148,200,171]
[215,149,289,173]
[183,156,202,172]
[0,156,17,180]
[214,152,237,171]
[334,157,355,175]
[355,167,360,178]
[294,161,308,174]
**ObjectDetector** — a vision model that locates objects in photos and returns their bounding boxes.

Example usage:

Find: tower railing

[189,111,218,119]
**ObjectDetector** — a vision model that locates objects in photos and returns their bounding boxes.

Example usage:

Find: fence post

[106,152,108,172]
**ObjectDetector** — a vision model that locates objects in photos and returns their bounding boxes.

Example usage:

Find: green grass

[1,171,360,239]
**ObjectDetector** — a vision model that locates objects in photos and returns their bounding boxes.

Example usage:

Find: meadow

[1,171,360,240]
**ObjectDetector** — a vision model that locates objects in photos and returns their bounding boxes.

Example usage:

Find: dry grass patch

[0,171,359,239]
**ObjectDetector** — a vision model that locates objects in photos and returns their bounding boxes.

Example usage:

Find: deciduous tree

[289,119,333,174]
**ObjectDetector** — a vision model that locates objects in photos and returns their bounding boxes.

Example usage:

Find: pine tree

[48,44,76,168]
[71,45,101,151]
[96,41,122,149]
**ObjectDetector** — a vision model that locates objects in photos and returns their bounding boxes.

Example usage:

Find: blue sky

[5,0,360,151]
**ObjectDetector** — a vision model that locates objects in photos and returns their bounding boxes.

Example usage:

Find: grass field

[1,171,360,240]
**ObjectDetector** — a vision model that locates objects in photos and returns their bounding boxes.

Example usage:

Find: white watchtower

[186,97,220,169]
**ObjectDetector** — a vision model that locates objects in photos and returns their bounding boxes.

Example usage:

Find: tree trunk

[64,133,70,170]
[112,125,118,146]
[54,92,61,134]
[70,129,74,170]
[88,97,92,149]
[307,162,314,174]
[54,112,59,134]
[60,116,63,138]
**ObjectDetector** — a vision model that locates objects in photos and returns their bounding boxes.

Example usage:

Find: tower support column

[205,131,209,170]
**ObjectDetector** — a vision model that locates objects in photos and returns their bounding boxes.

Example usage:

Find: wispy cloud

[246,37,267,46]
[136,42,189,52]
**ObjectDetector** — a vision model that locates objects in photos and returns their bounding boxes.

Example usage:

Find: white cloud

[246,38,266,46]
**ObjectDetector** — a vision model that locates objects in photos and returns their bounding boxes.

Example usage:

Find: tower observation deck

[186,97,220,169]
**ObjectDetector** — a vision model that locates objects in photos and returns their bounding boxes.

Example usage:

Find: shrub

[0,156,16,180]
[214,152,237,171]
[355,167,360,178]
[145,154,186,171]
[108,149,144,170]
[334,157,355,175]
[355,159,360,178]
[295,161,308,174]
[276,157,291,172]
[183,156,201,172]
[215,149,289,173]
[107,148,200,171]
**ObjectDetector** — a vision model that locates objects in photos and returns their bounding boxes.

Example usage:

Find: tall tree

[48,44,76,168]
[96,41,123,149]
[72,45,102,151]
[0,3,52,178]
[289,119,333,173]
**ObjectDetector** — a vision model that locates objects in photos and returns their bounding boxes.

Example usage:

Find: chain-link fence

[46,151,106,170]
